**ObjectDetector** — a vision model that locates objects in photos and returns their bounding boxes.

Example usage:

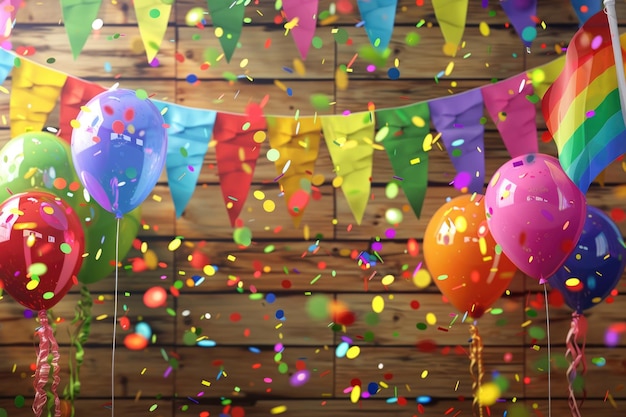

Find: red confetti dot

[540,131,552,143]
[230,312,241,322]
[523,376,531,384]
[416,340,438,353]
[119,316,130,331]
[264,38,272,48]
[317,261,327,269]
[231,407,245,417]
[397,397,407,406]
[124,108,135,121]
[580,5,588,13]
[103,105,114,115]
[350,378,361,387]
[273,14,282,24]
[112,120,124,134]
[560,239,575,254]
[336,0,353,14]
[548,289,564,307]
[416,0,424,5]
[199,411,210,417]
[68,181,81,192]
[611,208,626,223]
[175,52,185,63]
[383,373,393,380]
[410,300,420,310]
[295,360,307,370]
[281,280,292,289]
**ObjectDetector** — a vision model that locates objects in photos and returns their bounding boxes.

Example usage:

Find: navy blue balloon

[548,206,626,313]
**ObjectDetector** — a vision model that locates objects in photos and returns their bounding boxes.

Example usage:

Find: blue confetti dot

[186,73,198,83]
[275,309,285,319]
[367,382,379,395]
[286,87,293,96]
[266,293,276,303]
[387,67,400,80]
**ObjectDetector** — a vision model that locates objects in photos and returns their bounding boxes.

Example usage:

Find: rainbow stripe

[542,11,626,193]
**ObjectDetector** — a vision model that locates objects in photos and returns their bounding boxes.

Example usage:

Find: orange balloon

[423,194,517,319]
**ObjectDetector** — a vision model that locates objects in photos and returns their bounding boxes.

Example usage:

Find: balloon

[484,153,586,279]
[71,88,167,217]
[423,194,517,319]
[549,206,626,313]
[0,131,141,284]
[0,191,84,311]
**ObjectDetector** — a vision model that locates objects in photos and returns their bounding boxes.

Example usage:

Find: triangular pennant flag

[571,0,602,26]
[500,0,537,48]
[528,55,566,99]
[375,102,430,219]
[0,0,20,46]
[213,105,266,226]
[59,76,106,142]
[482,73,538,158]
[321,112,375,225]
[356,0,397,52]
[134,0,172,64]
[154,101,216,218]
[10,58,67,137]
[0,47,14,83]
[267,116,322,227]
[432,0,468,56]
[206,0,245,62]
[60,0,102,59]
[282,0,319,60]
[429,90,486,194]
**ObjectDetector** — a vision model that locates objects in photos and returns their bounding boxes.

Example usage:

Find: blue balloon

[548,206,626,313]
[71,89,167,217]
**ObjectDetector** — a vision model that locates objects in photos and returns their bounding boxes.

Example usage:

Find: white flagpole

[604,0,626,126]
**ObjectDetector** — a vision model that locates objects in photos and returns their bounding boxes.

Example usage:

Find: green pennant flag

[60,0,102,59]
[206,0,245,62]
[375,102,430,219]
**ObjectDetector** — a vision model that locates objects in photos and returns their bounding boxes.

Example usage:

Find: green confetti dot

[174,280,184,289]
[149,8,161,18]
[496,318,508,327]
[192,34,201,41]
[136,89,148,99]
[182,330,197,346]
[363,330,375,342]
[14,395,25,408]
[126,166,137,179]
[264,244,275,253]
[416,322,427,330]
[528,326,546,340]
[365,312,380,326]
[222,71,238,81]
[241,121,251,131]
[490,308,503,315]
[405,32,420,46]
[29,261,47,275]
[333,28,349,44]
[180,147,188,157]
[60,242,72,254]
[249,293,263,300]
[277,362,289,374]
[166,308,176,316]
[310,94,331,110]
[526,94,540,104]
[318,10,330,20]
[311,36,323,49]
[149,404,158,412]
[13,57,21,67]
[526,308,538,317]
[42,292,54,300]
[0,407,7,417]
[46,57,56,64]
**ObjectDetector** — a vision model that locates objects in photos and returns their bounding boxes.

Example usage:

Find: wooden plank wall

[0,0,626,416]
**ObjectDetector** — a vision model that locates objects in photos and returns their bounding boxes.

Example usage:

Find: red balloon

[0,191,84,311]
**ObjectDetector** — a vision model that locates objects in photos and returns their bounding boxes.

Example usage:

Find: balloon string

[33,310,61,417]
[565,313,588,417]
[111,217,120,417]
[469,323,484,417]
[542,283,552,417]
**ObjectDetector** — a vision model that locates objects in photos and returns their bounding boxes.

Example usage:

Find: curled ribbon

[33,310,61,417]
[469,324,484,417]
[565,313,588,417]
[63,285,93,416]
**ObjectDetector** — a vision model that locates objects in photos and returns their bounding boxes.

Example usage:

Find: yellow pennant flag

[10,58,67,137]
[134,0,172,63]
[432,0,468,57]
[267,116,322,228]
[527,55,566,99]
[321,112,375,225]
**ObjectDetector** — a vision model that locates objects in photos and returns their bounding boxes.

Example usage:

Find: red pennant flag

[213,104,266,226]
[59,76,106,142]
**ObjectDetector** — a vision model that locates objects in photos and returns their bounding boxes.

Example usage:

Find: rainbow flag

[542,11,626,194]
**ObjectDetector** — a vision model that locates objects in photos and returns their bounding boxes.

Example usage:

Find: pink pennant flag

[282,0,319,60]
[481,73,538,158]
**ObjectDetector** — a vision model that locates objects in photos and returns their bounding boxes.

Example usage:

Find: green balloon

[0,132,141,284]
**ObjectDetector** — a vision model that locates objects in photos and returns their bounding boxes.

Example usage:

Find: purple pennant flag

[429,89,486,194]
[500,0,538,48]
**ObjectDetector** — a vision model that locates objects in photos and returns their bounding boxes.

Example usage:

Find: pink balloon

[484,154,586,280]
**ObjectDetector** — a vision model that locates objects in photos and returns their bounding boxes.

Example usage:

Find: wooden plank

[0,399,163,417]
[175,346,334,398]
[10,25,177,79]
[175,293,334,346]
[334,346,526,397]
[176,27,336,80]
[336,26,526,81]
[0,346,174,397]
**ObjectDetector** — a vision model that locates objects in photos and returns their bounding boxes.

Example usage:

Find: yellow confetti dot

[168,237,182,251]
[372,295,384,313]
[270,405,287,415]
[335,67,349,90]
[144,249,158,270]
[253,190,265,200]
[332,176,343,188]
[381,274,395,286]
[70,119,81,129]
[412,269,432,289]
[253,130,266,143]
[444,61,454,76]
[346,345,361,359]
[420,370,428,379]
[239,58,249,68]
[26,279,39,291]
[565,277,581,287]
[293,58,306,76]
[214,27,224,38]
[263,200,276,213]
[479,21,490,37]
[423,133,433,152]
[443,42,457,57]
[311,174,325,186]
[454,215,467,233]
[478,382,501,406]
[411,116,425,127]
[426,312,437,325]
[375,126,389,142]
[350,385,361,403]
[203,265,216,276]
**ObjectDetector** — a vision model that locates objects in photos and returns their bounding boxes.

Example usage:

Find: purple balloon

[484,154,587,279]
[71,89,167,217]
[548,206,626,313]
